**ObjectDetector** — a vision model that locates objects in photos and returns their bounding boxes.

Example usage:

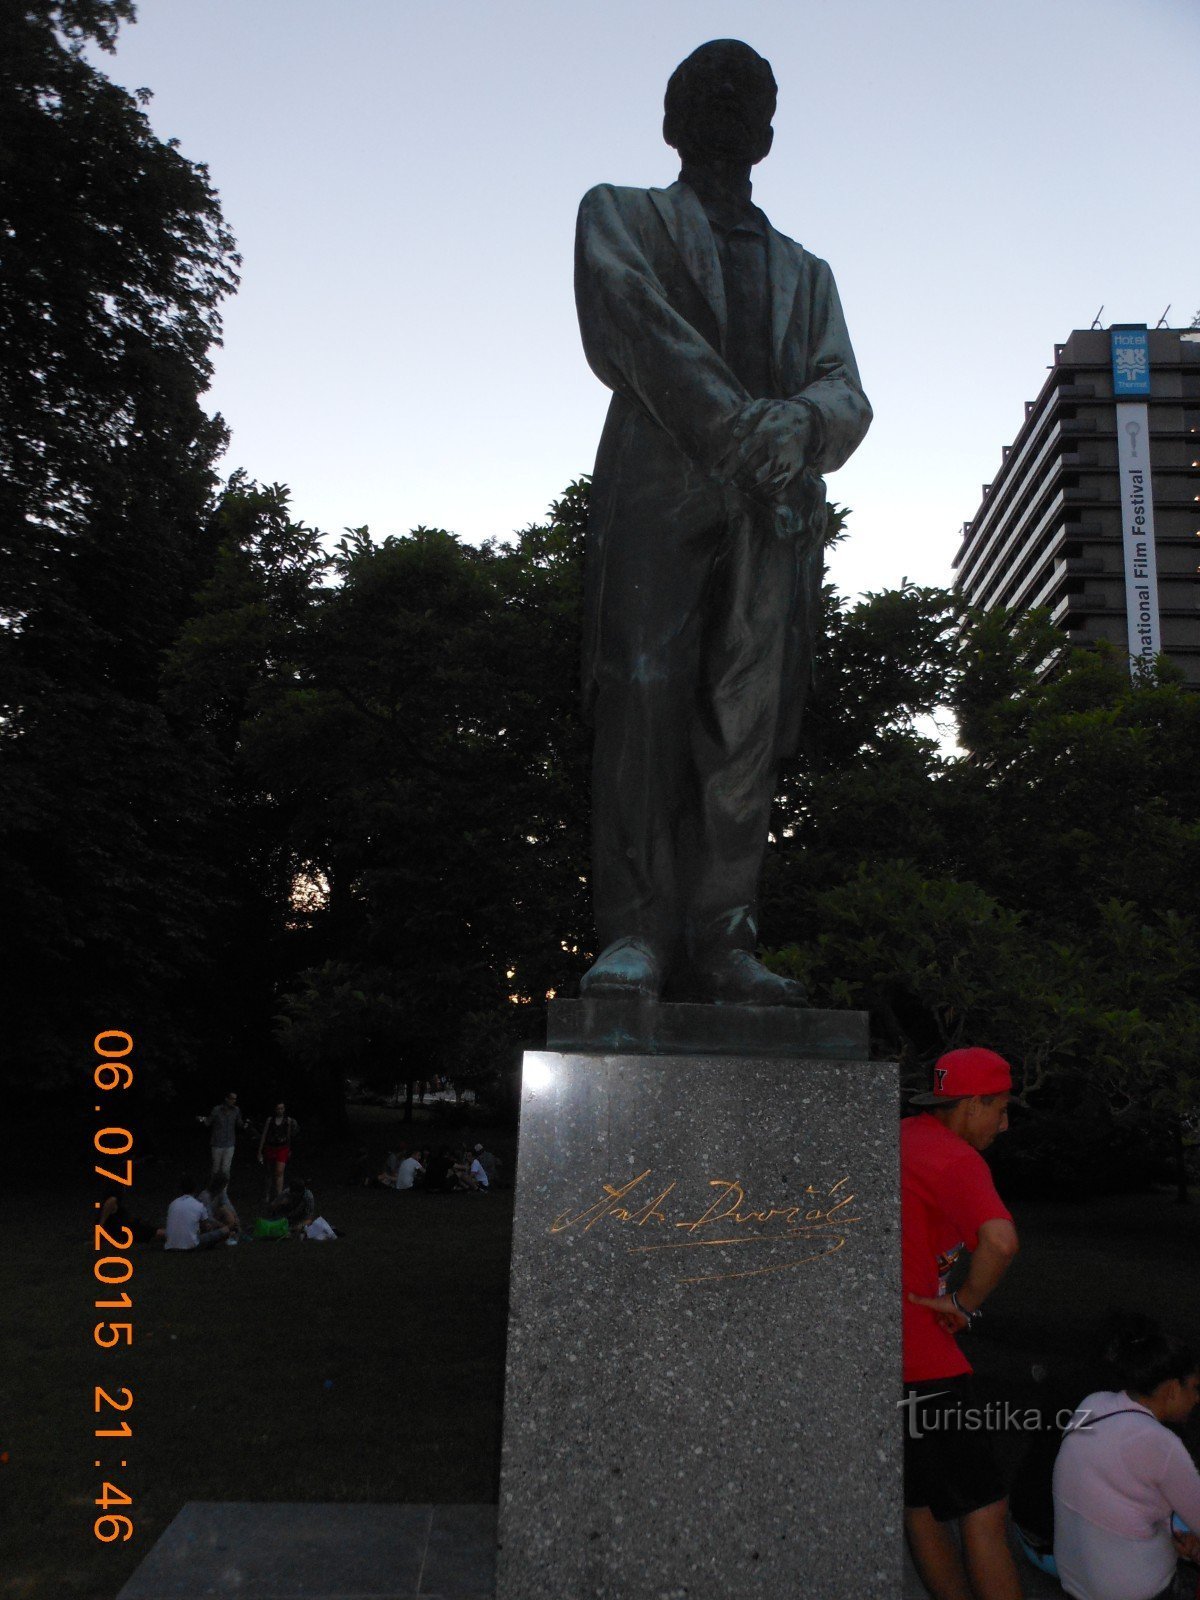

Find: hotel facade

[952,326,1200,688]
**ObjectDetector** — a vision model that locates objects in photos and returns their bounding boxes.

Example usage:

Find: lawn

[978,1188,1200,1382]
[5,1111,1198,1600]
[3,1107,517,1600]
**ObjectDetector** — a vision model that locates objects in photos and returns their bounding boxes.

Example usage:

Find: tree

[767,861,1080,1097]
[1,0,238,694]
[0,2,240,1090]
[238,485,593,1115]
[484,480,593,1007]
[762,586,1200,1191]
[950,613,1200,933]
[761,540,962,947]
[161,477,330,1087]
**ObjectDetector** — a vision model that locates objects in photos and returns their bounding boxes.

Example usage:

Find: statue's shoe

[579,937,664,1001]
[692,950,807,1007]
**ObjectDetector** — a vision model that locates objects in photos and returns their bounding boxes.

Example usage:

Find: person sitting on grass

[263,1177,315,1233]
[164,1175,230,1250]
[420,1146,455,1193]
[397,1149,425,1190]
[1053,1317,1200,1600]
[98,1189,165,1244]
[373,1148,409,1188]
[473,1143,499,1185]
[453,1148,489,1191]
[198,1173,242,1237]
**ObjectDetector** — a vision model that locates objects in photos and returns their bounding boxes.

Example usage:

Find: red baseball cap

[910,1047,1013,1105]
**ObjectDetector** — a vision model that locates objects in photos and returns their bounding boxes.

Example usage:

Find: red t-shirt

[901,1113,1012,1383]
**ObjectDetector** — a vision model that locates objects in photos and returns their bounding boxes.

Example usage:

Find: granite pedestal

[497,1030,901,1600]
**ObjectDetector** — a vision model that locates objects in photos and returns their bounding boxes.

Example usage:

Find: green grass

[4,1115,1197,1600]
[3,1110,516,1600]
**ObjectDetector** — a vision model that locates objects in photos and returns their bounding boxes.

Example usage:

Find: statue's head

[663,39,777,166]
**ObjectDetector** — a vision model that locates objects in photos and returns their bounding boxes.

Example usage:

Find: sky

[96,0,1200,600]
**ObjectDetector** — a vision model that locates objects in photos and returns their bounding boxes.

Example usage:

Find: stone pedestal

[496,1040,900,1600]
[547,996,868,1059]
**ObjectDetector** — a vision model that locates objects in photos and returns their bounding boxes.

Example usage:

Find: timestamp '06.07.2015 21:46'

[91,1028,137,1547]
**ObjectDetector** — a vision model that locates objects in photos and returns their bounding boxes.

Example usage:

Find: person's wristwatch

[951,1292,981,1329]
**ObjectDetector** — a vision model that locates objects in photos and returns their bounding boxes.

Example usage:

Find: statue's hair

[664,39,777,138]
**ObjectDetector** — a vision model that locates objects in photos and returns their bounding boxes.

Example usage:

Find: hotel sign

[1111,326,1151,396]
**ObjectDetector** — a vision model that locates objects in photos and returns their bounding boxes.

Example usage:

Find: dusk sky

[97,0,1200,599]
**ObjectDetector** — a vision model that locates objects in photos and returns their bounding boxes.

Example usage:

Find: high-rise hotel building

[952,326,1200,687]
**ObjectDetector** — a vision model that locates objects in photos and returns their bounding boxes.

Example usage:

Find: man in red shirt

[902,1047,1022,1600]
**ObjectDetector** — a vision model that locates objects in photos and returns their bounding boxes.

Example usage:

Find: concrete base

[497,1049,901,1600]
[115,1502,496,1599]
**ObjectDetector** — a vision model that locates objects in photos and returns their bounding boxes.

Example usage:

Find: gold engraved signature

[549,1171,860,1284]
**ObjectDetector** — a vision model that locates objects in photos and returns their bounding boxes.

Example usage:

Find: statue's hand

[770,476,827,552]
[719,399,813,503]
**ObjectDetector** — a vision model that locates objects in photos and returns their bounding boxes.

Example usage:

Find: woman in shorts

[258,1101,298,1201]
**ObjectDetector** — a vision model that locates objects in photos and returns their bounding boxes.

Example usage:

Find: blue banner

[1111,326,1151,396]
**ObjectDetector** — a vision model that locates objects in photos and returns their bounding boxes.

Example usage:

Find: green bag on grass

[253,1216,290,1240]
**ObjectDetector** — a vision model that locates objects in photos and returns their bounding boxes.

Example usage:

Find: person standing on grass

[197,1089,246,1180]
[901,1047,1023,1600]
[1053,1319,1200,1600]
[258,1100,298,1201]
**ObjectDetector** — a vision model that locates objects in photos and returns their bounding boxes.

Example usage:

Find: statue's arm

[785,257,872,475]
[574,184,749,475]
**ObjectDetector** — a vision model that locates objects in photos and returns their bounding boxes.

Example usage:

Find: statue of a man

[575,39,871,1006]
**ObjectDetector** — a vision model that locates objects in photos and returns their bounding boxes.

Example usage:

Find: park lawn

[5,1119,1198,1600]
[3,1113,517,1600]
[973,1188,1200,1388]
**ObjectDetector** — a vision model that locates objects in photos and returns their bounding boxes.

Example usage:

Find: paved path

[115,1504,495,1600]
[116,1500,1062,1598]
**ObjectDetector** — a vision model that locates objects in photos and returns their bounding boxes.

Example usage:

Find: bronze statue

[575,39,871,1006]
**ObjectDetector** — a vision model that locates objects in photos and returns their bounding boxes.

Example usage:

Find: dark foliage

[0,1,239,1089]
[239,487,594,1108]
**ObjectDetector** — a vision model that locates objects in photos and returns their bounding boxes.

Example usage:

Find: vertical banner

[1114,402,1161,672]
[1110,327,1160,675]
